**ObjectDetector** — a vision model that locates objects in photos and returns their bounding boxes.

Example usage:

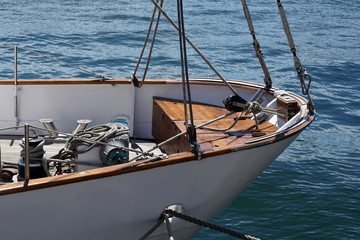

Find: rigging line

[148,0,240,97]
[177,0,196,144]
[141,0,164,86]
[198,105,287,132]
[199,111,244,131]
[132,0,158,78]
[176,0,189,134]
[241,0,272,89]
[132,0,164,87]
[14,46,108,79]
[276,0,315,112]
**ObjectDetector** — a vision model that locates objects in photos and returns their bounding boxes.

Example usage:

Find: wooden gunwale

[0,78,314,195]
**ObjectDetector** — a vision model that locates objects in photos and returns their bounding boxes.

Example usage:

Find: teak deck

[152,97,279,154]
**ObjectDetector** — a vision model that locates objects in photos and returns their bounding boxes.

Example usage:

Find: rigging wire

[139,0,240,97]
[199,112,245,132]
[176,0,197,145]
[241,0,272,89]
[277,0,315,113]
[132,0,164,88]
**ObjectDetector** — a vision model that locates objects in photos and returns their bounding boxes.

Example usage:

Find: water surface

[1,0,359,239]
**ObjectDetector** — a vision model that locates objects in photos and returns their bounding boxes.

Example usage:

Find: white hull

[0,133,297,240]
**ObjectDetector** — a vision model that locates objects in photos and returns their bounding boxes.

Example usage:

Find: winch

[18,133,48,181]
[63,121,130,171]
[223,95,247,112]
[99,133,129,166]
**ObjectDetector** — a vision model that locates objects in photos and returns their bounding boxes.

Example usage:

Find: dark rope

[163,209,261,240]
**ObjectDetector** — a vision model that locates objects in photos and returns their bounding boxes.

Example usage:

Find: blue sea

[1,0,359,239]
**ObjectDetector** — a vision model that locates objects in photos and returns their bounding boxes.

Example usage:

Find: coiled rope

[64,123,130,154]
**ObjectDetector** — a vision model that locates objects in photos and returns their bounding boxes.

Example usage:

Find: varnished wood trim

[0,152,196,196]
